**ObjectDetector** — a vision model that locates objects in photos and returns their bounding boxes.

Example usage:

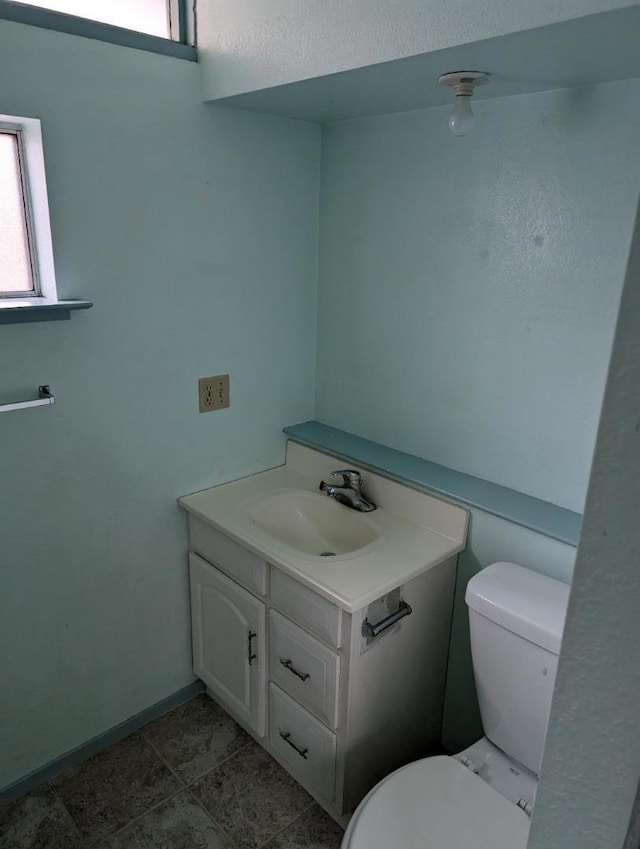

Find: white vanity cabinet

[186,514,459,822]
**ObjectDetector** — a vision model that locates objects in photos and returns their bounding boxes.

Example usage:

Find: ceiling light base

[438,71,491,95]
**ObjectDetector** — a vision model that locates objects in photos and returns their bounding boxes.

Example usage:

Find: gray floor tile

[52,732,181,845]
[265,804,344,849]
[100,791,231,849]
[0,785,83,849]
[193,742,312,849]
[143,695,251,783]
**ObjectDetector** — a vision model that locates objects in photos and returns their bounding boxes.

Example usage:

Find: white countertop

[178,443,468,612]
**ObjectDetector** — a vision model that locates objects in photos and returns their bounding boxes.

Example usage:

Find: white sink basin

[247,490,379,557]
[179,445,469,609]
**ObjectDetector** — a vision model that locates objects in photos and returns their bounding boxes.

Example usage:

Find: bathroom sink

[247,490,379,557]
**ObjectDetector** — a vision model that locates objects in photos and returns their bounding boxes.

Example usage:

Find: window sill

[0,298,93,325]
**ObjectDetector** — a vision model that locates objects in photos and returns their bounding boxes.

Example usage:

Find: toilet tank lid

[465,562,570,653]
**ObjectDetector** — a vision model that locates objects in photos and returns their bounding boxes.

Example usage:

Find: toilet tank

[465,562,570,775]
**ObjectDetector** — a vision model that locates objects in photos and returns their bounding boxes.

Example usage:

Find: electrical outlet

[198,374,230,413]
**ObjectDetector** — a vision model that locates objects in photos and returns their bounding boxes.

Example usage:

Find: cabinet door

[189,552,266,736]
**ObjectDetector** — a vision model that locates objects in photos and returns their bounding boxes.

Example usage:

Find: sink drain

[319,551,336,557]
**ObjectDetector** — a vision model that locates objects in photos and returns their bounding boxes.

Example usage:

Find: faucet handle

[331,469,362,488]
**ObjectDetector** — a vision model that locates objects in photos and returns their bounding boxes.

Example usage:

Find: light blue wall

[529,197,640,849]
[316,80,640,750]
[317,79,640,514]
[0,20,320,789]
[3,15,638,786]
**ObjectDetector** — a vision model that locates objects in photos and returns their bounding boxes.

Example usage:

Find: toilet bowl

[341,562,569,849]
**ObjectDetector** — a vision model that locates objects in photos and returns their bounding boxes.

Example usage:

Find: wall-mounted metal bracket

[0,385,55,414]
[362,599,412,638]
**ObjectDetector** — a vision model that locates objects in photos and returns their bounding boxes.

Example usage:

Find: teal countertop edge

[283,421,582,547]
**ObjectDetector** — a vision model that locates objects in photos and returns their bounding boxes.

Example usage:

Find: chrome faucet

[319,469,377,512]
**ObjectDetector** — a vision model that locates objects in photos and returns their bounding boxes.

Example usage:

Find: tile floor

[0,695,345,849]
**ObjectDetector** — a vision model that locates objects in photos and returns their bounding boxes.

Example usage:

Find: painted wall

[529,203,640,848]
[0,21,320,789]
[197,0,637,100]
[316,80,640,750]
[316,79,640,514]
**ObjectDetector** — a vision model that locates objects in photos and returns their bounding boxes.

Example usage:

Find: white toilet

[341,561,570,849]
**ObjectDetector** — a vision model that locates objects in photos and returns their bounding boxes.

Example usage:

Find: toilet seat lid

[345,756,530,849]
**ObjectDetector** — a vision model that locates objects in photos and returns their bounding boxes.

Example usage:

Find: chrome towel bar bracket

[0,385,55,413]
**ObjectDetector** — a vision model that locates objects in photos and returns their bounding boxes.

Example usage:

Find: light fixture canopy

[439,71,491,136]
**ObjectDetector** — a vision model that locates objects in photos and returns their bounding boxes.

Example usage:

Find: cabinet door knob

[247,630,257,665]
[280,658,310,681]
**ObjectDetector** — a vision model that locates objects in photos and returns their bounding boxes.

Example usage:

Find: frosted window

[0,133,34,295]
[10,0,170,39]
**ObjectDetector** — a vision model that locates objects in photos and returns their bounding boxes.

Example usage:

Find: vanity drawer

[270,611,339,728]
[270,569,341,648]
[269,683,337,803]
[189,517,267,596]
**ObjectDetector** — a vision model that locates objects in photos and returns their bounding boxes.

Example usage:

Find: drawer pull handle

[279,731,308,759]
[247,630,257,665]
[280,658,310,682]
[363,600,412,638]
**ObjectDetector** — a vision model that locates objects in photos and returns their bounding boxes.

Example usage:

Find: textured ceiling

[209,6,640,123]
